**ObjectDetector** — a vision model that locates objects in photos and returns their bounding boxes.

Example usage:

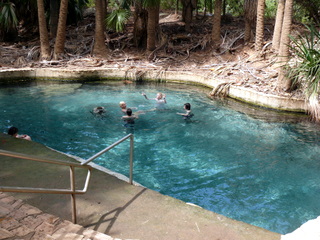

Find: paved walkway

[0,133,281,240]
[0,192,116,240]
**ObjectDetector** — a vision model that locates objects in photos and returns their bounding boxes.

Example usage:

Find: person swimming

[122,108,138,124]
[119,101,138,114]
[177,103,194,120]
[7,126,32,141]
[141,92,167,110]
[93,106,106,114]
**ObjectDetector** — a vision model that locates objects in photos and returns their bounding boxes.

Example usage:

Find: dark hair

[8,126,18,136]
[126,108,132,116]
[184,103,191,110]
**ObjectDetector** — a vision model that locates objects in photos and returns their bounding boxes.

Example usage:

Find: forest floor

[0,9,305,100]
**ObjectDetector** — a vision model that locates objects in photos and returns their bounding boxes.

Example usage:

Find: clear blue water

[1,81,320,234]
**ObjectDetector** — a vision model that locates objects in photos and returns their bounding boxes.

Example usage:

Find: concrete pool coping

[0,133,281,240]
[0,67,307,113]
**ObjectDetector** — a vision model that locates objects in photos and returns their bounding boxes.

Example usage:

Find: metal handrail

[0,133,135,223]
[82,133,134,184]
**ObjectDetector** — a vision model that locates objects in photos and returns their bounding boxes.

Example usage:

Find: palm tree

[93,0,108,57]
[255,0,265,51]
[145,0,160,51]
[278,0,294,91]
[211,0,222,44]
[244,0,257,43]
[36,0,51,60]
[0,1,18,41]
[272,0,285,52]
[53,0,69,60]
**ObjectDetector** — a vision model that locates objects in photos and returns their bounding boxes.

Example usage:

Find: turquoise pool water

[1,81,320,234]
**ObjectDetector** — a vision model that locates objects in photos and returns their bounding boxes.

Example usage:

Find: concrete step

[0,192,118,240]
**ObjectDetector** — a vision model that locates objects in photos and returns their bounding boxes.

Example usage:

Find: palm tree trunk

[211,0,222,43]
[244,0,257,43]
[93,0,108,58]
[147,6,157,51]
[37,0,51,60]
[272,0,285,52]
[53,0,68,60]
[278,0,294,91]
[255,0,265,51]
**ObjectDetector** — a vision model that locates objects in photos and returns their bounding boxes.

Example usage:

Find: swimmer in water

[93,106,106,114]
[122,108,138,124]
[119,101,138,114]
[7,126,32,141]
[141,92,167,110]
[177,103,194,119]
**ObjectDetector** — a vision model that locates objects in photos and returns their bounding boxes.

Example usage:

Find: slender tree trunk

[272,0,285,52]
[53,0,68,59]
[255,0,265,51]
[147,6,157,51]
[93,0,108,58]
[49,0,59,38]
[133,0,148,49]
[211,0,222,43]
[244,0,257,43]
[37,0,51,60]
[278,0,294,91]
[181,0,195,32]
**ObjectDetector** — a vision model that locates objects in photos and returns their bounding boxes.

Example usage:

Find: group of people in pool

[93,92,194,125]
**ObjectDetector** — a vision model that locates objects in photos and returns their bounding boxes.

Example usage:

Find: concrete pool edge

[0,133,281,240]
[0,67,307,113]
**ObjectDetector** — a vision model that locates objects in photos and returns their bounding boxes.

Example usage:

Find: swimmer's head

[93,106,105,114]
[126,108,132,116]
[184,103,191,110]
[119,101,126,108]
[156,93,163,99]
[8,126,18,136]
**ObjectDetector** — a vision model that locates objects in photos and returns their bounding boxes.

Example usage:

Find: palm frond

[106,8,130,32]
[0,2,18,32]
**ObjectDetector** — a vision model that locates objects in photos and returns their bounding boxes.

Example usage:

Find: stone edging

[0,67,307,113]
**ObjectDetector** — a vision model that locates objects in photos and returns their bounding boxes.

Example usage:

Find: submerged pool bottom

[1,81,319,234]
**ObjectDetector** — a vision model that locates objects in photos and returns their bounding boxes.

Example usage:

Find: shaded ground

[0,10,304,100]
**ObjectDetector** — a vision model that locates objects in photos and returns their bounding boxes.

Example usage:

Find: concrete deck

[0,133,280,240]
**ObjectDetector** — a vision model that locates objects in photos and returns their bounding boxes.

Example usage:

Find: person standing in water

[177,103,194,119]
[141,92,167,110]
[122,108,138,125]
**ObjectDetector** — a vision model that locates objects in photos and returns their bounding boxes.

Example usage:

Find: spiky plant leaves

[0,2,18,32]
[106,8,130,32]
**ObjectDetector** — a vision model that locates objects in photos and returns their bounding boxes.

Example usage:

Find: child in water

[177,103,194,119]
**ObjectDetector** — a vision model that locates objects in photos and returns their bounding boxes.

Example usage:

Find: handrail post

[70,166,77,224]
[129,134,134,185]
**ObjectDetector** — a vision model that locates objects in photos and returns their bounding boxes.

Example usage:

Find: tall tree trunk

[278,0,294,91]
[147,6,157,51]
[49,0,59,38]
[272,0,285,52]
[181,0,196,32]
[93,0,108,58]
[255,0,265,51]
[244,0,257,43]
[133,0,148,49]
[211,0,222,43]
[37,0,51,60]
[53,0,68,59]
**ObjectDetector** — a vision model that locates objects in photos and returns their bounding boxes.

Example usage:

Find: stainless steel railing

[0,133,134,223]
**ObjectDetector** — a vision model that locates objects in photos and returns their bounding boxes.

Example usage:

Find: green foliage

[0,2,18,32]
[106,8,131,32]
[286,25,320,99]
